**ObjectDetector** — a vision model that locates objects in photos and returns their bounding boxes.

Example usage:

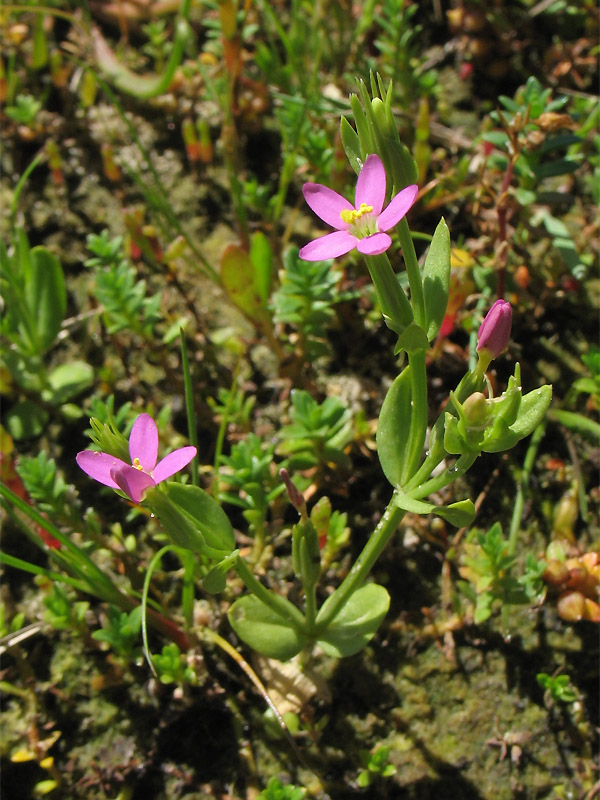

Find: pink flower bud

[477,299,512,360]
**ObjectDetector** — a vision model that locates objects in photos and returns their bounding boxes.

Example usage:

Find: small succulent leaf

[422,218,451,341]
[317,583,390,657]
[228,594,307,661]
[377,367,412,488]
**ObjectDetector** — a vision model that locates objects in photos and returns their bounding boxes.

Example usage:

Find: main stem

[315,500,405,631]
[402,348,428,484]
[397,217,426,330]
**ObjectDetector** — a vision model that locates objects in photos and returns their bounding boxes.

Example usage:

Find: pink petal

[111,464,155,503]
[152,446,197,483]
[376,184,418,231]
[302,183,353,229]
[129,414,158,471]
[357,232,392,255]
[355,154,386,216]
[76,451,128,490]
[299,231,358,261]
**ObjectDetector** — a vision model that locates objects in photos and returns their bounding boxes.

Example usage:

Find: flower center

[340,202,373,224]
[132,457,144,471]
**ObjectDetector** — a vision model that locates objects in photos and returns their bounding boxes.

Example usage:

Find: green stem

[364,252,413,333]
[233,558,307,630]
[407,452,478,500]
[180,329,199,486]
[397,217,426,330]
[304,582,318,635]
[402,348,428,484]
[315,499,405,631]
[507,422,545,557]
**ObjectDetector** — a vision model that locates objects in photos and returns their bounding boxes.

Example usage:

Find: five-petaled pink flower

[76,413,196,503]
[299,154,418,261]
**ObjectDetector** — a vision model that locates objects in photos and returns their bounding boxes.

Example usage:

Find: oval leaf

[317,583,390,658]
[228,594,307,661]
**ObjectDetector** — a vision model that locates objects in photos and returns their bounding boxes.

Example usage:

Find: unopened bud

[462,392,488,428]
[477,299,512,360]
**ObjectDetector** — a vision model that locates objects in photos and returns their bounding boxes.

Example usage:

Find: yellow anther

[133,457,144,470]
[340,203,373,224]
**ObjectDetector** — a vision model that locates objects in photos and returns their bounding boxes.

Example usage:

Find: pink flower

[76,414,196,503]
[477,299,512,359]
[299,154,418,261]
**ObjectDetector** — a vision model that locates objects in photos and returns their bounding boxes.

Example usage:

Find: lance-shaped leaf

[422,219,451,342]
[316,583,390,658]
[377,367,412,488]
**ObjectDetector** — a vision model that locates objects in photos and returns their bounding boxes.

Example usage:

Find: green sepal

[422,219,451,341]
[146,483,235,558]
[316,583,390,658]
[394,492,476,527]
[394,322,430,355]
[377,367,412,488]
[228,594,308,661]
[202,549,240,594]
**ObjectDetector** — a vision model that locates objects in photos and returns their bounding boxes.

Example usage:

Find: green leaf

[394,322,430,354]
[6,400,48,440]
[394,492,475,527]
[377,368,412,488]
[26,247,66,353]
[220,244,272,332]
[42,361,94,405]
[422,218,451,341]
[249,231,273,304]
[317,583,390,657]
[483,384,552,452]
[228,594,307,660]
[550,408,600,441]
[340,116,362,176]
[147,483,235,558]
[202,549,240,594]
